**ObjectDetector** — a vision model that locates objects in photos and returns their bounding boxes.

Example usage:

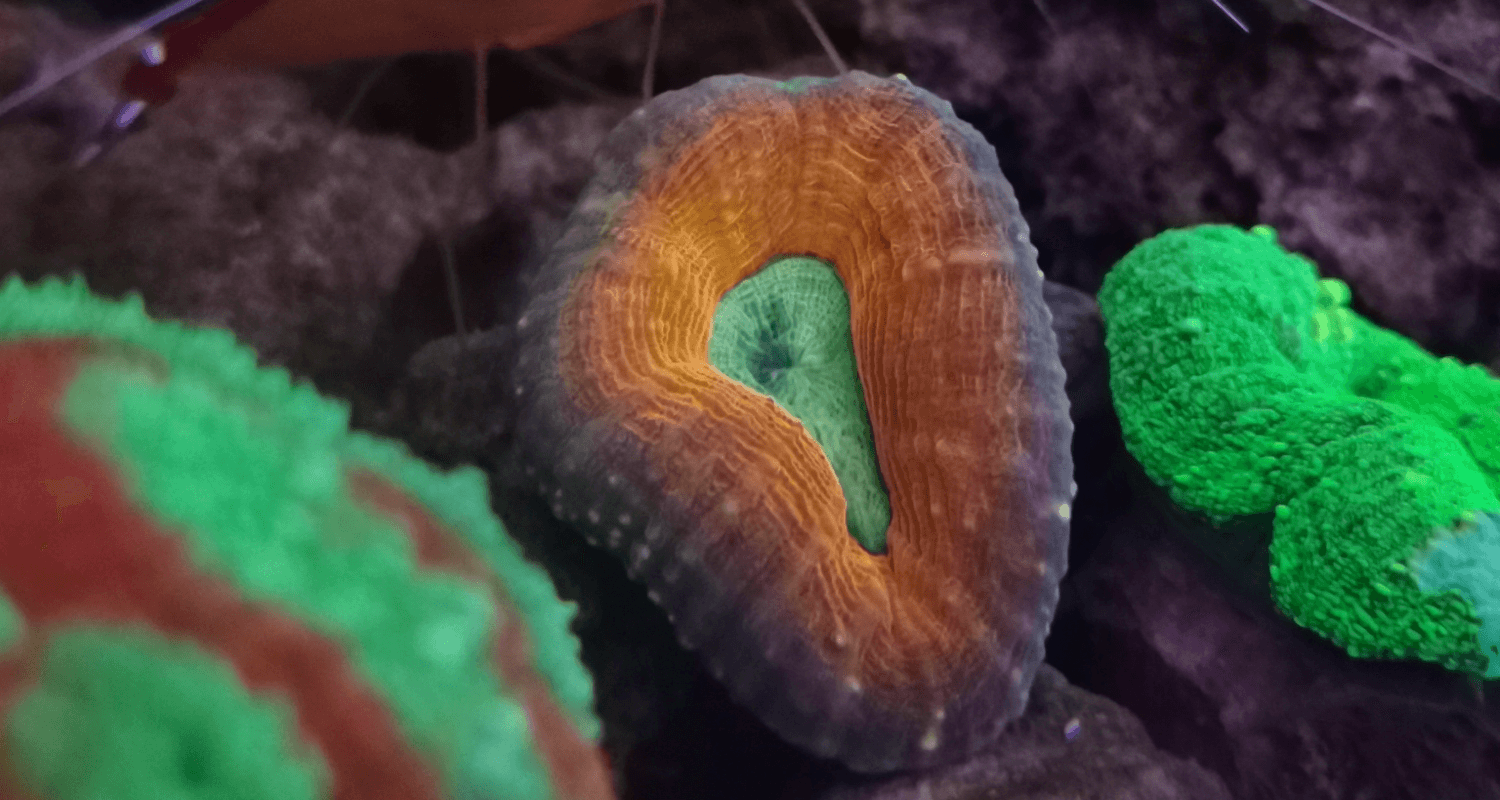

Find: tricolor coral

[0,275,611,800]
[504,71,1074,770]
[1098,224,1500,676]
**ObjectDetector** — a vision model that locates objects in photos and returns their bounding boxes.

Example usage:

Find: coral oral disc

[707,255,891,555]
[507,72,1074,771]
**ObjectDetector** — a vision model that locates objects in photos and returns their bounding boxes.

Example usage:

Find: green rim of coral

[0,275,333,432]
[339,431,599,738]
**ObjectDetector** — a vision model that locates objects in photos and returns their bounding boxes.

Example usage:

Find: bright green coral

[1099,224,1500,676]
[708,256,892,553]
[7,627,328,800]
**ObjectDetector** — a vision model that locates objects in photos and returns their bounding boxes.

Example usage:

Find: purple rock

[859,0,1500,366]
[1051,463,1500,800]
[821,663,1232,800]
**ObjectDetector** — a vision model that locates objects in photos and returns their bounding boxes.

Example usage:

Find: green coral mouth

[708,256,893,554]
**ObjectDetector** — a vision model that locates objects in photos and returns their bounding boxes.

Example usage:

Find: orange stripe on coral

[0,339,446,800]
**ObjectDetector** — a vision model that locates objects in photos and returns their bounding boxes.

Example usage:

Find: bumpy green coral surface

[0,274,603,798]
[1099,225,1500,676]
[9,627,328,800]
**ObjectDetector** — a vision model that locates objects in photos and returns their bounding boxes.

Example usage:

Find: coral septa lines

[508,72,1073,770]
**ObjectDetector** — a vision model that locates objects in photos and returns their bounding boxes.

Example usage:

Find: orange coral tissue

[506,72,1075,771]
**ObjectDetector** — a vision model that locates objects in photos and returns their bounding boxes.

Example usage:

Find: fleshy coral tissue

[501,70,1075,771]
[1099,224,1500,677]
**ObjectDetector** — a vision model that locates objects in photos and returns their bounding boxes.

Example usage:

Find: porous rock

[0,67,486,382]
[860,0,1500,366]
[1049,460,1500,800]
[821,664,1232,800]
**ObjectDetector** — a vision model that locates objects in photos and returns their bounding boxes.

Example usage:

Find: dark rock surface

[1044,280,1109,427]
[0,68,487,387]
[1050,454,1500,800]
[860,0,1500,368]
[822,664,1232,800]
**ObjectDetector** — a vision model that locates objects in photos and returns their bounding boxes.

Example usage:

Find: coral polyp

[506,71,1074,771]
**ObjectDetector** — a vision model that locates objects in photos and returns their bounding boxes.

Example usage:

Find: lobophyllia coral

[1098,224,1500,676]
[0,275,612,800]
[505,71,1075,771]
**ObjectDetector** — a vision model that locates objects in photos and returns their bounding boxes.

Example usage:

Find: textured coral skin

[0,340,444,800]
[507,72,1074,771]
[0,277,611,800]
[1098,224,1499,675]
[346,468,615,800]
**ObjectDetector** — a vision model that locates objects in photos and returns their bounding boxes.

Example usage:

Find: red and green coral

[0,275,611,800]
[1099,224,1500,676]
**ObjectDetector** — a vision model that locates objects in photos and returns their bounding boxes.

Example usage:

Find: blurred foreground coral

[1100,224,1500,676]
[0,274,613,800]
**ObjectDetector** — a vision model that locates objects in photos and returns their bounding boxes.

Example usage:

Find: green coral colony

[1099,224,1500,676]
[0,276,609,800]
